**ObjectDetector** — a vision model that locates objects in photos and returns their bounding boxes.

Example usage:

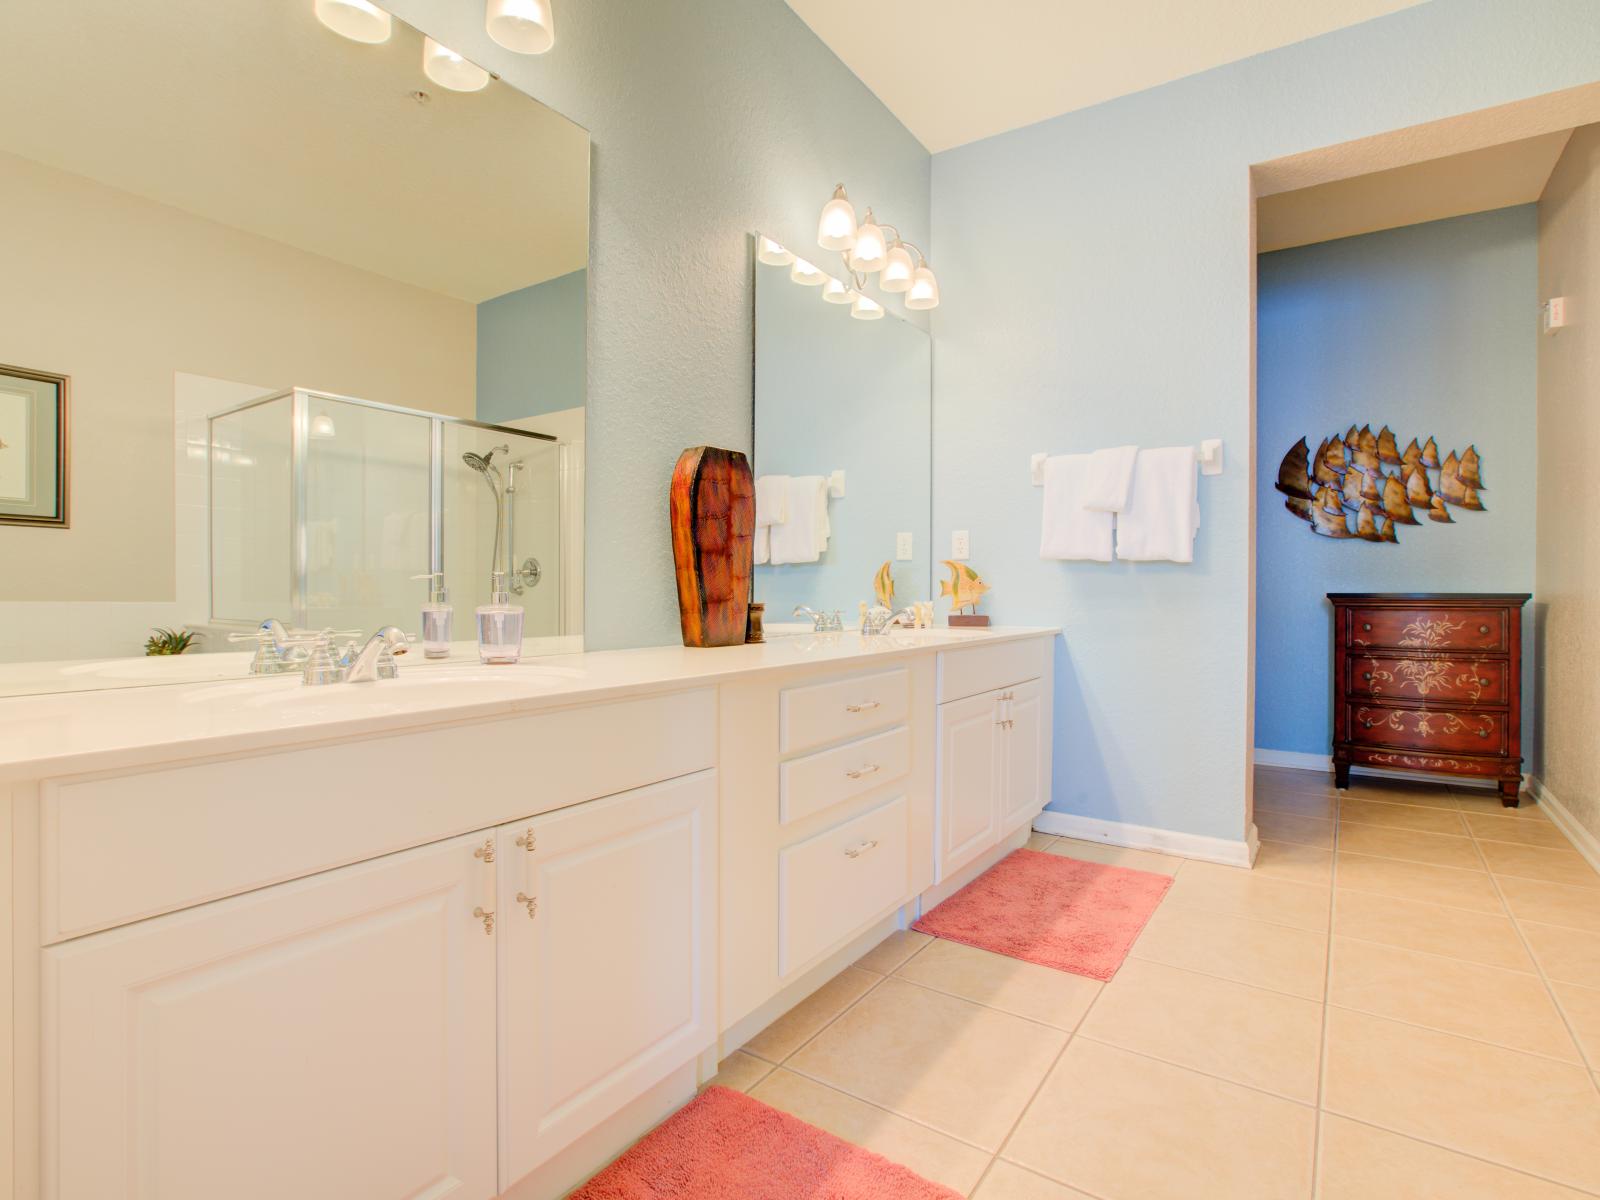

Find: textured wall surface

[930,0,1600,841]
[1256,207,1539,758]
[386,0,930,650]
[477,269,587,424]
[1536,123,1600,840]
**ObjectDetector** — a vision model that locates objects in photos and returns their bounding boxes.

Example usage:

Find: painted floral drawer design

[1347,704,1504,755]
[1349,656,1507,704]
[1347,607,1505,652]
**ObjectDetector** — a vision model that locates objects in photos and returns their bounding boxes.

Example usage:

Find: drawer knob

[1478,625,1490,635]
[514,829,537,852]
[1478,729,1490,739]
[845,764,881,780]
[1362,719,1374,729]
[843,839,880,859]
[1479,678,1490,687]
[845,701,881,714]
[1363,672,1372,681]
[1363,623,1372,632]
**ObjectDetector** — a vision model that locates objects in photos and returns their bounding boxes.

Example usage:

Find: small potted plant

[145,627,201,656]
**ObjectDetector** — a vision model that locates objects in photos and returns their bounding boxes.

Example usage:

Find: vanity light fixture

[310,414,338,439]
[850,292,885,321]
[756,236,794,266]
[821,277,852,304]
[815,184,939,309]
[486,0,555,54]
[314,0,393,43]
[423,36,491,91]
[789,257,827,286]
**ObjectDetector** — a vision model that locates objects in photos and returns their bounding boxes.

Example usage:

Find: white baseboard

[1529,776,1600,876]
[1032,810,1254,868]
[1252,748,1331,772]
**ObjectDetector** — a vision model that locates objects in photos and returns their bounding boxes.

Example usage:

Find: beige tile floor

[707,768,1600,1198]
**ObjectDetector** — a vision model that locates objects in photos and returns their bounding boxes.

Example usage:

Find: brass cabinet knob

[1478,625,1489,635]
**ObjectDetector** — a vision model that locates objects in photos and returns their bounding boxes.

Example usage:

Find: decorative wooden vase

[669,446,754,648]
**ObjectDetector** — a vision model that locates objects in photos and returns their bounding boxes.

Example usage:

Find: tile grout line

[1310,791,1342,1199]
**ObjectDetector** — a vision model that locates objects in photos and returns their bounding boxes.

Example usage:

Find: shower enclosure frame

[206,386,556,631]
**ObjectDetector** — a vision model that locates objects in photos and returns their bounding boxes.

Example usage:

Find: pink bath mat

[570,1085,960,1199]
[913,848,1171,980]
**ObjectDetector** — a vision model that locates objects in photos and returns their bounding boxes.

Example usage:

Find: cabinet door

[936,691,1003,881]
[497,771,716,1187]
[43,834,498,1200]
[1000,678,1047,835]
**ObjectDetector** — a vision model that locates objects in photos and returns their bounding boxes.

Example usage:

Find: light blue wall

[1256,207,1538,758]
[752,258,932,617]
[477,269,586,424]
[386,0,930,650]
[930,1,1600,841]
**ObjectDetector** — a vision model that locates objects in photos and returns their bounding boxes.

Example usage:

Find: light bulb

[847,209,887,273]
[423,36,491,91]
[850,292,885,321]
[756,235,794,266]
[314,0,392,43]
[486,0,554,54]
[790,257,826,286]
[905,264,940,310]
[817,184,857,252]
[880,243,915,292]
[310,414,338,439]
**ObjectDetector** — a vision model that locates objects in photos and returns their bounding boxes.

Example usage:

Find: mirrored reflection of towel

[1116,446,1200,563]
[1082,444,1139,512]
[768,475,829,564]
[1039,454,1113,562]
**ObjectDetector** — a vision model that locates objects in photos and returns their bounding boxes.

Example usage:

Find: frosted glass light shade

[850,292,885,321]
[486,0,554,54]
[314,0,392,43]
[905,264,940,310]
[847,211,887,273]
[817,185,857,252]
[822,277,852,304]
[756,235,794,266]
[423,37,491,91]
[880,243,915,292]
[790,257,826,286]
[310,414,338,439]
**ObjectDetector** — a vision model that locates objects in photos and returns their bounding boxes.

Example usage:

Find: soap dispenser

[411,572,454,659]
[476,571,525,664]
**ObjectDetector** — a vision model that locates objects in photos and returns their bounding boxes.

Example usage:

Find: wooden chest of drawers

[1329,593,1530,805]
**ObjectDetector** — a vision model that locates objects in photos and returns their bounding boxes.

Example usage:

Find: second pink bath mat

[913,848,1171,980]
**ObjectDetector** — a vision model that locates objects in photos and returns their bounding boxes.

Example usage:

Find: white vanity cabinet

[42,832,500,1200]
[495,771,715,1186]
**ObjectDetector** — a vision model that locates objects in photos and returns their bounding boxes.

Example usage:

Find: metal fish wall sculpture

[1275,425,1488,545]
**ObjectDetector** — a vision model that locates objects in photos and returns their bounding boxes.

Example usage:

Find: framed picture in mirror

[0,364,68,528]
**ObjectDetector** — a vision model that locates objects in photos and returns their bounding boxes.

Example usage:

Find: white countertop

[0,626,1057,783]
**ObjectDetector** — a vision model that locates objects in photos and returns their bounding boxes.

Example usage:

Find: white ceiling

[1257,129,1574,253]
[0,0,589,303]
[786,0,1429,153]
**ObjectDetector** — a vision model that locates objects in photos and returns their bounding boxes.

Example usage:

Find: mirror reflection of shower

[462,445,541,596]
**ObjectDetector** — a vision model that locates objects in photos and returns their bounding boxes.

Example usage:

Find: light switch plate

[896,532,913,560]
[951,530,970,560]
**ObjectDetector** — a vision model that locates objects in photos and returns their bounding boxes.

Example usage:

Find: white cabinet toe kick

[0,629,1055,1200]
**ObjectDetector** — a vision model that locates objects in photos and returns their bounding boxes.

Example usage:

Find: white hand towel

[754,526,770,565]
[1115,446,1200,563]
[768,475,827,564]
[1081,445,1139,512]
[1039,454,1114,562]
[755,474,789,527]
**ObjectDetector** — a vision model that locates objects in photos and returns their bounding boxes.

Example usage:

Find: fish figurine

[1377,426,1401,465]
[940,561,991,614]
[873,560,895,610]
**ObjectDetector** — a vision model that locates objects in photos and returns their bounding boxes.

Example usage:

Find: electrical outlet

[896,532,913,561]
[951,530,970,560]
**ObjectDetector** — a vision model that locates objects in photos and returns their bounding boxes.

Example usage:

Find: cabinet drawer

[1347,703,1506,755]
[780,726,910,826]
[938,638,1047,704]
[1349,655,1508,705]
[42,689,715,943]
[780,668,908,755]
[778,795,909,976]
[1347,607,1506,653]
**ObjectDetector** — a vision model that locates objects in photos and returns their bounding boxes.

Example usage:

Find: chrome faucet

[861,606,916,636]
[229,618,359,675]
[343,626,411,683]
[794,605,844,633]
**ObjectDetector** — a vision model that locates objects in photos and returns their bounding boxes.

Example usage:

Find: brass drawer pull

[473,906,495,934]
[514,829,536,852]
[516,892,538,918]
[845,701,881,713]
[844,839,880,859]
[845,764,881,780]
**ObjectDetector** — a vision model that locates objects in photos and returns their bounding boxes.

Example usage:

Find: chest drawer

[780,726,910,826]
[1349,655,1508,706]
[1347,702,1506,755]
[778,795,909,976]
[780,668,909,755]
[1346,607,1506,653]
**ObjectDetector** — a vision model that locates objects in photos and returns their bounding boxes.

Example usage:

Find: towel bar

[1031,440,1223,484]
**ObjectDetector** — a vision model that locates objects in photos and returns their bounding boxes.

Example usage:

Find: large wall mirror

[752,235,931,631]
[0,0,589,695]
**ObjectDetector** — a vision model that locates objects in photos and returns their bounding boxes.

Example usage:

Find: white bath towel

[754,526,770,565]
[1081,444,1139,512]
[1039,454,1114,562]
[768,475,829,564]
[1115,446,1200,563]
[755,475,789,526]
